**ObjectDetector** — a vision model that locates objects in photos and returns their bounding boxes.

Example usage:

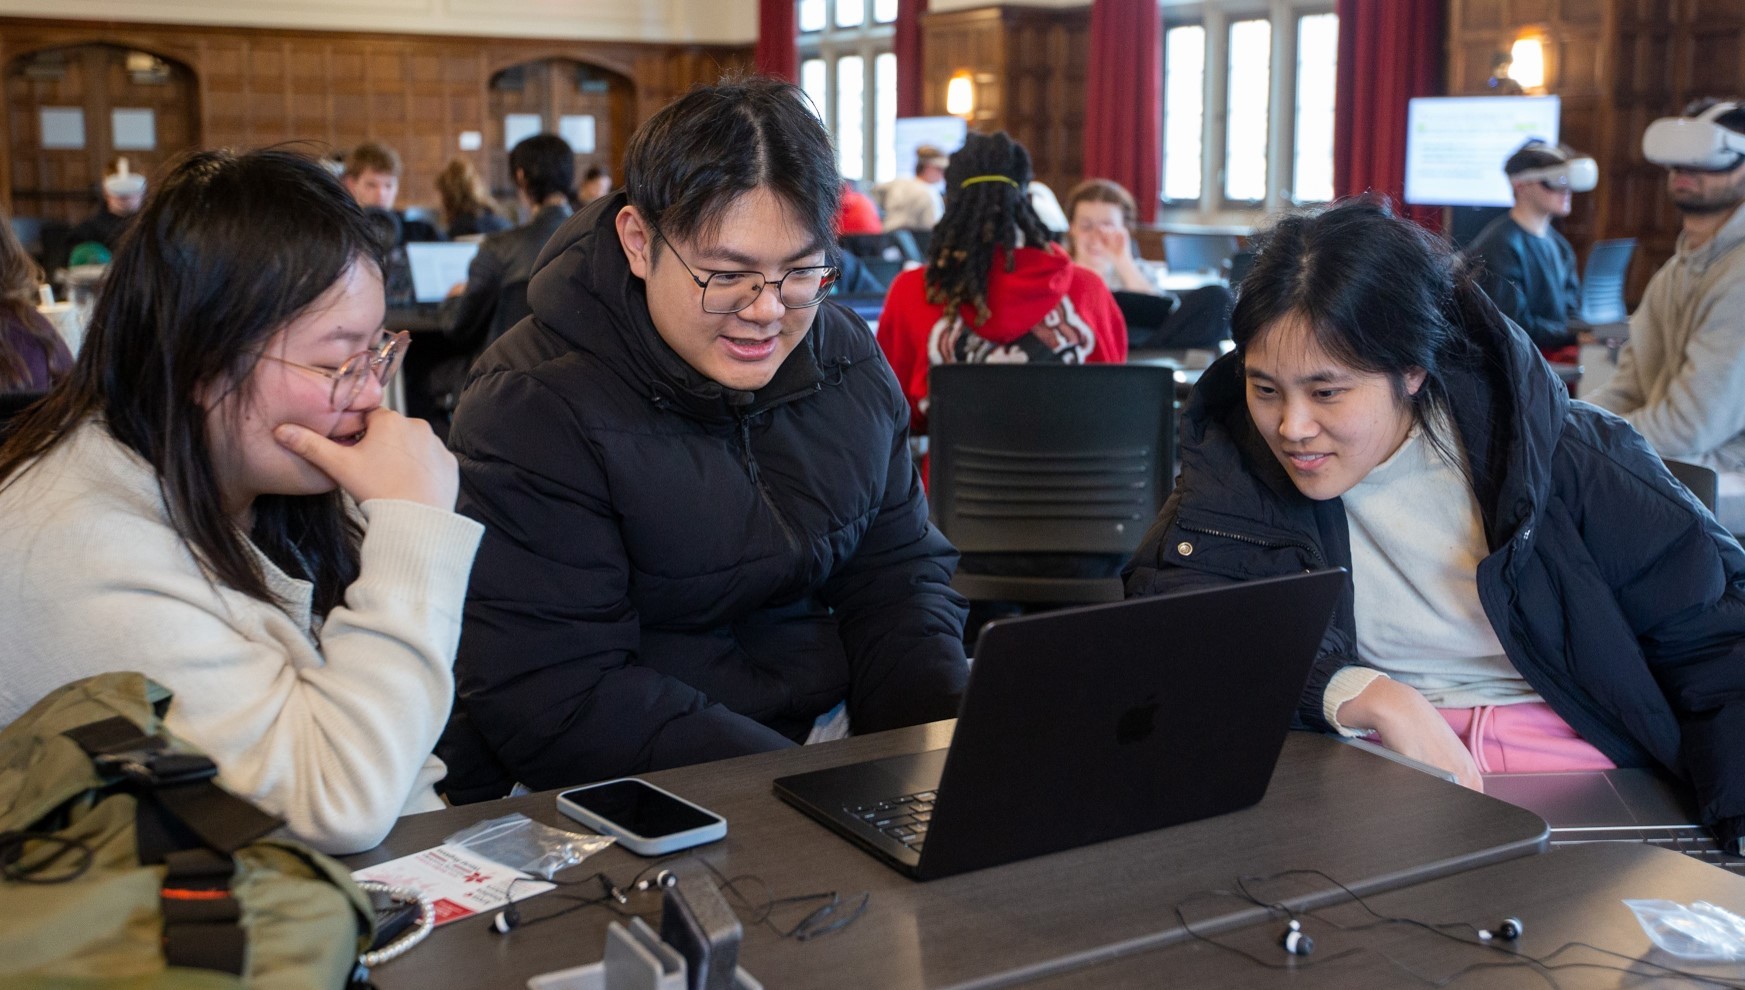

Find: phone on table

[556,778,727,856]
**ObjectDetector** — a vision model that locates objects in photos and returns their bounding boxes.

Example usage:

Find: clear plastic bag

[1624,899,1745,960]
[445,813,615,880]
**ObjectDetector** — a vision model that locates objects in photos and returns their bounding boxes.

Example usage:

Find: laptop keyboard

[846,790,937,851]
[1552,825,1745,875]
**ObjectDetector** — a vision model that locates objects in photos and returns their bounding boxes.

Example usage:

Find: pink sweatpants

[1437,702,1615,773]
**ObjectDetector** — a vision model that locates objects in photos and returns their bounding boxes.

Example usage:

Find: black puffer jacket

[438,194,969,803]
[1124,286,1745,844]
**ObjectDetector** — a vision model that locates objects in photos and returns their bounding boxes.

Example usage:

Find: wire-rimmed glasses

[261,330,410,412]
[649,222,839,315]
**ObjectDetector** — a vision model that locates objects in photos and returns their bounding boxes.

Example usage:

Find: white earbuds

[1478,917,1524,942]
[1280,918,1315,956]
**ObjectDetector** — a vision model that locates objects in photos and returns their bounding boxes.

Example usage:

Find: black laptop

[1485,770,1745,873]
[772,570,1346,880]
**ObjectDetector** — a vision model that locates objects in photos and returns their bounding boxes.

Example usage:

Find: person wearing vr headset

[66,157,147,263]
[1587,99,1745,531]
[1462,141,1597,362]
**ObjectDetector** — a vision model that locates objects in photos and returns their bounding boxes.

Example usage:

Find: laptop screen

[405,242,480,304]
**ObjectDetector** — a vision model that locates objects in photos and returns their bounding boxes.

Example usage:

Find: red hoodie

[876,243,1128,433]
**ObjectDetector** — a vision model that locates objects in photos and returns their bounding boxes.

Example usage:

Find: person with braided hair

[876,131,1128,433]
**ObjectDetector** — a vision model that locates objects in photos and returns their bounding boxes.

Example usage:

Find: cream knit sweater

[0,421,483,854]
[1586,202,1745,472]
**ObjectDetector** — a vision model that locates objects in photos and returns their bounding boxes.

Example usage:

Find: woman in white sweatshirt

[0,149,482,854]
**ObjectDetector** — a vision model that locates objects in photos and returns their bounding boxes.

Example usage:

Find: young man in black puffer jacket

[437,78,969,803]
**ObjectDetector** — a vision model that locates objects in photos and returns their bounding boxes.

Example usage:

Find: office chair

[1664,458,1719,514]
[841,231,924,264]
[887,228,924,263]
[927,364,1177,604]
[862,257,906,287]
[1114,290,1180,352]
[1580,239,1635,362]
[1164,234,1239,275]
[1114,286,1233,352]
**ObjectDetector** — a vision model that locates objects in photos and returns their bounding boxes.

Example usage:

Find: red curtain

[1333,0,1445,228]
[1083,0,1162,223]
[896,0,929,119]
[757,0,798,83]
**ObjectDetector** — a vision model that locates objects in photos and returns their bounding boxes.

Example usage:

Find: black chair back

[928,364,1177,602]
[841,231,925,264]
[1113,290,1178,350]
[862,257,906,287]
[1665,458,1719,513]
[1579,238,1635,326]
[887,228,924,263]
[1164,234,1239,275]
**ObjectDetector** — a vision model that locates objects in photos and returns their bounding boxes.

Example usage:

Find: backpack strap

[62,715,287,978]
[160,847,247,975]
[61,715,283,858]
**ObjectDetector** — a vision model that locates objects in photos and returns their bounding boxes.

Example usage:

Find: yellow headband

[960,174,1020,189]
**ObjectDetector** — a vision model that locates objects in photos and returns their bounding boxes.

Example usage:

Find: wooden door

[551,61,632,193]
[6,44,198,224]
[486,58,633,209]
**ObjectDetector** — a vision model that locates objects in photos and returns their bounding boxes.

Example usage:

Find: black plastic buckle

[94,749,219,787]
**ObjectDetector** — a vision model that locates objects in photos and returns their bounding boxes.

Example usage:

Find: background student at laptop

[1123,198,1745,853]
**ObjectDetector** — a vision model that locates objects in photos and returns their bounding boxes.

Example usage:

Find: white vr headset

[1510,155,1599,192]
[1643,102,1745,171]
[102,158,146,198]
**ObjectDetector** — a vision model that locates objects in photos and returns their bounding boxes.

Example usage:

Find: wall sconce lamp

[1510,36,1545,91]
[945,70,975,119]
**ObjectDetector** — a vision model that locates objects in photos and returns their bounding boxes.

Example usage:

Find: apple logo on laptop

[1116,696,1160,745]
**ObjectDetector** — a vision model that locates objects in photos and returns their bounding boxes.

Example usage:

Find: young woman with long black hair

[0,149,482,854]
[1126,198,1745,850]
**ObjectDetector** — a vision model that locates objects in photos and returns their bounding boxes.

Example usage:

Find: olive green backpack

[0,673,375,989]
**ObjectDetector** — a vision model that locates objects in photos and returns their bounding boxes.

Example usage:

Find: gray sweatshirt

[1586,203,1745,471]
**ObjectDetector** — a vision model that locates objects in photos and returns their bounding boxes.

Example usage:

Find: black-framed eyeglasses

[648,221,839,315]
[261,330,410,412]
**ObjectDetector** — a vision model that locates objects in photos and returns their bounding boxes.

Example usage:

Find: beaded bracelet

[354,880,437,967]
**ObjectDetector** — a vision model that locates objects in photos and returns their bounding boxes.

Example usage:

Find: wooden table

[347,725,1548,990]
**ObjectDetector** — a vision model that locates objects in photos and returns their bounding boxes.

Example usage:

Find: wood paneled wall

[0,17,753,219]
[6,44,198,222]
[919,5,1090,200]
[1448,0,1745,300]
